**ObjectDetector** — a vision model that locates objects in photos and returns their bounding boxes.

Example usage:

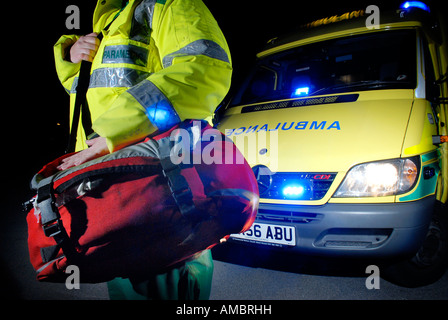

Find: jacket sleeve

[92,0,233,152]
[54,34,81,93]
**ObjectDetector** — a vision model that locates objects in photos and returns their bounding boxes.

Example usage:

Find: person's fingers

[57,151,90,170]
[85,32,98,38]
[57,138,109,170]
[80,34,100,49]
[70,33,100,63]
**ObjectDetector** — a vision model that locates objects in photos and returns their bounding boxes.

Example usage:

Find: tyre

[382,201,448,288]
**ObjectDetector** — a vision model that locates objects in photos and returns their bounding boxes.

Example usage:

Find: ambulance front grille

[256,171,336,201]
[256,208,324,224]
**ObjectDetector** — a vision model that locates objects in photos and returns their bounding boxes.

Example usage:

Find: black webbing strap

[65,12,121,153]
[157,123,199,221]
[160,156,197,220]
[36,179,75,259]
[66,60,94,154]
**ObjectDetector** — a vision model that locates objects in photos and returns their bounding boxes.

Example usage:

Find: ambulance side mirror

[433,67,448,104]
[427,81,441,103]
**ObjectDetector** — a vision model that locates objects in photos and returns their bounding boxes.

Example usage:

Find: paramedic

[53,0,232,299]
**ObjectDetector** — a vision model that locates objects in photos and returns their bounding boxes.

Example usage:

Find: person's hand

[57,137,109,171]
[70,32,100,63]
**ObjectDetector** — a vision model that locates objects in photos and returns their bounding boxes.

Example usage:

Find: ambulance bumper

[230,196,435,258]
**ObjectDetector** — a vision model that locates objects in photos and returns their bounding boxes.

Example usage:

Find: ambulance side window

[241,66,278,104]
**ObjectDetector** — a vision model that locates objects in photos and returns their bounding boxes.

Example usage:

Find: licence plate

[230,222,296,247]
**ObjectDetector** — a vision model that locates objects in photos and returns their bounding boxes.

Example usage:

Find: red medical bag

[25,120,258,282]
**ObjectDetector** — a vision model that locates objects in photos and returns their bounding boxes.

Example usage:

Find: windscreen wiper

[309,80,410,96]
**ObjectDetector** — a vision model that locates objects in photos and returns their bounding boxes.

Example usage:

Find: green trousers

[107,250,213,300]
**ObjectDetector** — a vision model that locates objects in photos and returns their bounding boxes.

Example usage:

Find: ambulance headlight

[333,157,419,197]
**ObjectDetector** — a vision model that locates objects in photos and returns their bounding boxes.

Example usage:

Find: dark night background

[1,0,446,301]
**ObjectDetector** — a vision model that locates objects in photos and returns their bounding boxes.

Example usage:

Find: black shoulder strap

[65,5,128,153]
[66,60,94,154]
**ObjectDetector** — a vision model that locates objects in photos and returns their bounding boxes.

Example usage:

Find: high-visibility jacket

[54,0,232,152]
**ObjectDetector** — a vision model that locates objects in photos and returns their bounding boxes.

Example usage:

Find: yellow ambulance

[217,1,448,287]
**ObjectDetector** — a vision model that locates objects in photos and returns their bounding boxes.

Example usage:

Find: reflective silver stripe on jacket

[130,0,157,44]
[134,0,156,28]
[162,39,230,68]
[127,79,181,131]
[89,68,150,88]
[70,68,150,92]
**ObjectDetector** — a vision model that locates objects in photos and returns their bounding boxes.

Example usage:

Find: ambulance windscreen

[231,29,416,106]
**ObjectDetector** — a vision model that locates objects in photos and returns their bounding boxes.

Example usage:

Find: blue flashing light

[293,87,310,97]
[282,185,305,197]
[400,1,430,12]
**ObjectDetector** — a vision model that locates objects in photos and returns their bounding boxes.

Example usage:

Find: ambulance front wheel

[382,201,448,288]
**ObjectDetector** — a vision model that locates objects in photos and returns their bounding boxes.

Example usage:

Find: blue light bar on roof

[400,1,430,12]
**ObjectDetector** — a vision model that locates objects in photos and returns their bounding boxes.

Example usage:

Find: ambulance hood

[218,90,414,173]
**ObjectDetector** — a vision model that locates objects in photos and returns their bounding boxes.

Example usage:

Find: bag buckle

[160,157,197,220]
[43,220,63,238]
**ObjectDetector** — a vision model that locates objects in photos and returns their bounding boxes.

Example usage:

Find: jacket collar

[93,0,134,33]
